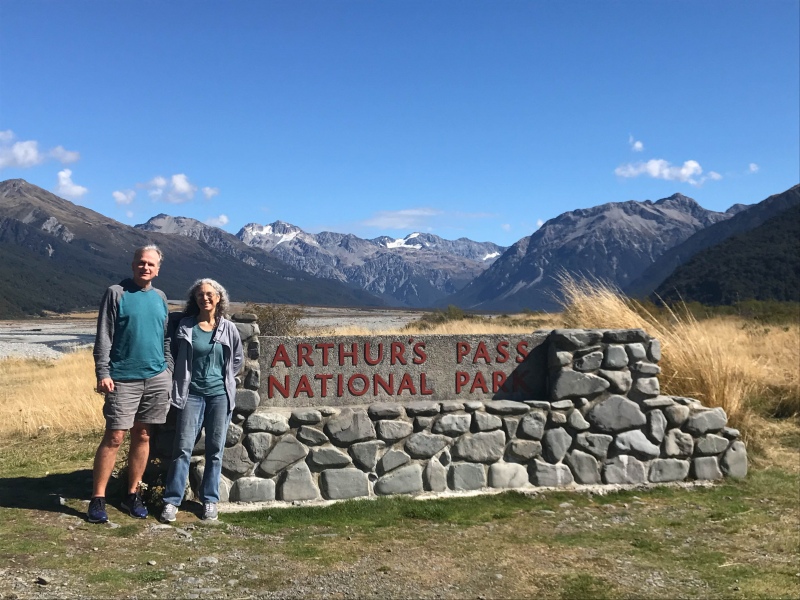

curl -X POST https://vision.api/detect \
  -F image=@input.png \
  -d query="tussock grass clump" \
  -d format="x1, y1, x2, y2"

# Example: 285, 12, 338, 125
0, 350, 104, 437
244, 302, 305, 336
557, 274, 800, 436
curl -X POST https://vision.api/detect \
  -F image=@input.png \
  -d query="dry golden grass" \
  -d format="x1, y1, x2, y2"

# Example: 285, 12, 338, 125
558, 274, 800, 435
0, 350, 104, 438
316, 314, 562, 337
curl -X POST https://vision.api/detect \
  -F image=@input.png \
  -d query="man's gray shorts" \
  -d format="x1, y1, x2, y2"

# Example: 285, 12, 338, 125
103, 369, 171, 430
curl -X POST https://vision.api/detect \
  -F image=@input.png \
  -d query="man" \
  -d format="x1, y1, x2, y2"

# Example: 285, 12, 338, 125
88, 245, 173, 523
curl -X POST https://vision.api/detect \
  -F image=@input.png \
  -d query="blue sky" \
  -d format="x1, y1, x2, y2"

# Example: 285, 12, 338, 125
1, 1, 797, 247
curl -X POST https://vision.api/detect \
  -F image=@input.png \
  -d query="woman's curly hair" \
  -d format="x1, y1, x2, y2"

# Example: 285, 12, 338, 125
183, 278, 230, 320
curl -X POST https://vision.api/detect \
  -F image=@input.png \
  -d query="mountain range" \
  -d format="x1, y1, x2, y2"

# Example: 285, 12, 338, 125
1, 177, 797, 318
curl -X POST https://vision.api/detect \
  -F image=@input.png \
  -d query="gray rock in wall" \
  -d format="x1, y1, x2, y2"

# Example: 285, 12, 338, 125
405, 433, 450, 458
488, 463, 529, 488
643, 396, 675, 408
551, 370, 610, 400
694, 434, 729, 456
529, 460, 574, 487
567, 409, 590, 431
452, 430, 506, 463
245, 411, 289, 435
684, 408, 727, 436
474, 411, 503, 432
222, 444, 255, 478
647, 410, 667, 443
632, 361, 660, 376
368, 403, 404, 419
598, 369, 633, 394
226, 422, 244, 447
244, 368, 260, 390
549, 349, 573, 368
648, 339, 662, 362
291, 409, 322, 425
664, 404, 690, 427
376, 419, 413, 442
432, 413, 472, 436
374, 463, 424, 495
502, 417, 520, 438
449, 463, 486, 491
484, 400, 530, 415
574, 351, 603, 372
649, 459, 690, 483
519, 411, 547, 440
405, 402, 440, 416
243, 432, 274, 462
603, 329, 649, 344
235, 390, 260, 414
575, 433, 613, 459
565, 450, 600, 484
440, 401, 465, 413
424, 457, 448, 492
587, 396, 646, 433
507, 440, 542, 461
279, 462, 320, 501
325, 408, 376, 444
379, 449, 411, 474
549, 412, 568, 425
309, 446, 352, 469
550, 329, 603, 350
349, 440, 385, 471
721, 441, 748, 479
415, 416, 434, 431
542, 428, 572, 463
614, 430, 660, 459
258, 437, 308, 477
603, 455, 647, 484
603, 345, 628, 369
664, 429, 694, 458
625, 343, 647, 362
692, 456, 723, 481
630, 376, 660, 400
296, 426, 328, 446
230, 476, 276, 502
320, 468, 369, 500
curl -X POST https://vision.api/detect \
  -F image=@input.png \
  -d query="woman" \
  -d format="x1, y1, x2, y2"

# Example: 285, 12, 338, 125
160, 278, 243, 522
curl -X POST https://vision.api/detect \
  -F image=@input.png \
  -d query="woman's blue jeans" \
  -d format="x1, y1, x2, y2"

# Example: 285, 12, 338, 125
163, 393, 231, 505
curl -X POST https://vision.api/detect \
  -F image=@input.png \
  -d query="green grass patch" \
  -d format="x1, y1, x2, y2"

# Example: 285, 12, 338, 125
559, 573, 615, 600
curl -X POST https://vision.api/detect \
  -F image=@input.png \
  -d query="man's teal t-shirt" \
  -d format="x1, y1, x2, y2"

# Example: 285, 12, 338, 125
189, 325, 226, 397
109, 287, 168, 381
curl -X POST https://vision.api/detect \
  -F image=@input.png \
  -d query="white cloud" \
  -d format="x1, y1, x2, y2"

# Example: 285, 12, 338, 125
140, 173, 201, 203
614, 158, 721, 186
205, 214, 229, 227
501, 223, 511, 231
0, 139, 43, 169
112, 189, 136, 205
748, 163, 759, 173
56, 169, 88, 199
202, 186, 220, 199
0, 130, 14, 142
628, 135, 644, 152
49, 145, 80, 164
125, 210, 134, 219
362, 207, 443, 230
536, 219, 544, 228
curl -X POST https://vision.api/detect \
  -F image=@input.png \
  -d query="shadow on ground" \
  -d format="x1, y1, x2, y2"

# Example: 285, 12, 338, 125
0, 469, 94, 519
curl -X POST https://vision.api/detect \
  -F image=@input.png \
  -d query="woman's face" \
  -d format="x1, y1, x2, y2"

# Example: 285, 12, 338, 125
195, 283, 220, 315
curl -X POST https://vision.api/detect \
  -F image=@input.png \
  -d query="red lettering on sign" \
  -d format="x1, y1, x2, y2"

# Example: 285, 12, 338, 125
315, 343, 334, 366
315, 373, 332, 396
374, 373, 394, 395
297, 343, 314, 366
339, 343, 358, 366
512, 371, 530, 393
492, 371, 507, 393
496, 341, 509, 363
516, 341, 529, 363
456, 342, 470, 364
473, 341, 491, 364
412, 342, 427, 365
397, 373, 416, 395
419, 373, 433, 395
390, 342, 407, 365
455, 371, 469, 393
337, 374, 344, 397
348, 374, 369, 396
294, 375, 314, 398
271, 344, 291, 367
364, 342, 383, 366
268, 375, 290, 398
470, 371, 488, 393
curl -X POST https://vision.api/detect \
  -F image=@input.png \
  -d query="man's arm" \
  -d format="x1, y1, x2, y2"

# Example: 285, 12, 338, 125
93, 287, 118, 392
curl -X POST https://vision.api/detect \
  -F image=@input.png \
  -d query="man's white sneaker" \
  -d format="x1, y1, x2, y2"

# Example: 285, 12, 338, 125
160, 503, 178, 523
202, 502, 218, 521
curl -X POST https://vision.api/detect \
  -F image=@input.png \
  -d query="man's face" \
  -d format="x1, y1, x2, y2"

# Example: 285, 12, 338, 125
131, 250, 161, 288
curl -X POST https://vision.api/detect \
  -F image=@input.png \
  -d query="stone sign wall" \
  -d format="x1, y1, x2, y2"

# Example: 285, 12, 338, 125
152, 314, 748, 506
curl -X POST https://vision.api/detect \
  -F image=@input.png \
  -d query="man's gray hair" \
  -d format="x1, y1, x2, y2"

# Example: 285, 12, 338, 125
134, 244, 164, 266
184, 278, 230, 319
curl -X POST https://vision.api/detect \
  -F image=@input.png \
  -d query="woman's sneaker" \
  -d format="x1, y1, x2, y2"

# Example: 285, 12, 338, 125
87, 497, 108, 523
121, 492, 148, 519
202, 502, 218, 521
160, 503, 178, 523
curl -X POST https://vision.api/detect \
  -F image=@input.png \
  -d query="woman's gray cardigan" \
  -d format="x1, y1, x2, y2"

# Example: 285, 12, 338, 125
171, 315, 244, 412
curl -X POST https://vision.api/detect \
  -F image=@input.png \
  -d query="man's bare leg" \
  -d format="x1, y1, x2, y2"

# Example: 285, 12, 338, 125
92, 429, 126, 498
127, 422, 152, 494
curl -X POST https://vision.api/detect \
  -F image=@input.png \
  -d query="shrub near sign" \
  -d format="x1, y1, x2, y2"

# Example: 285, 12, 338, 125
258, 334, 549, 407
